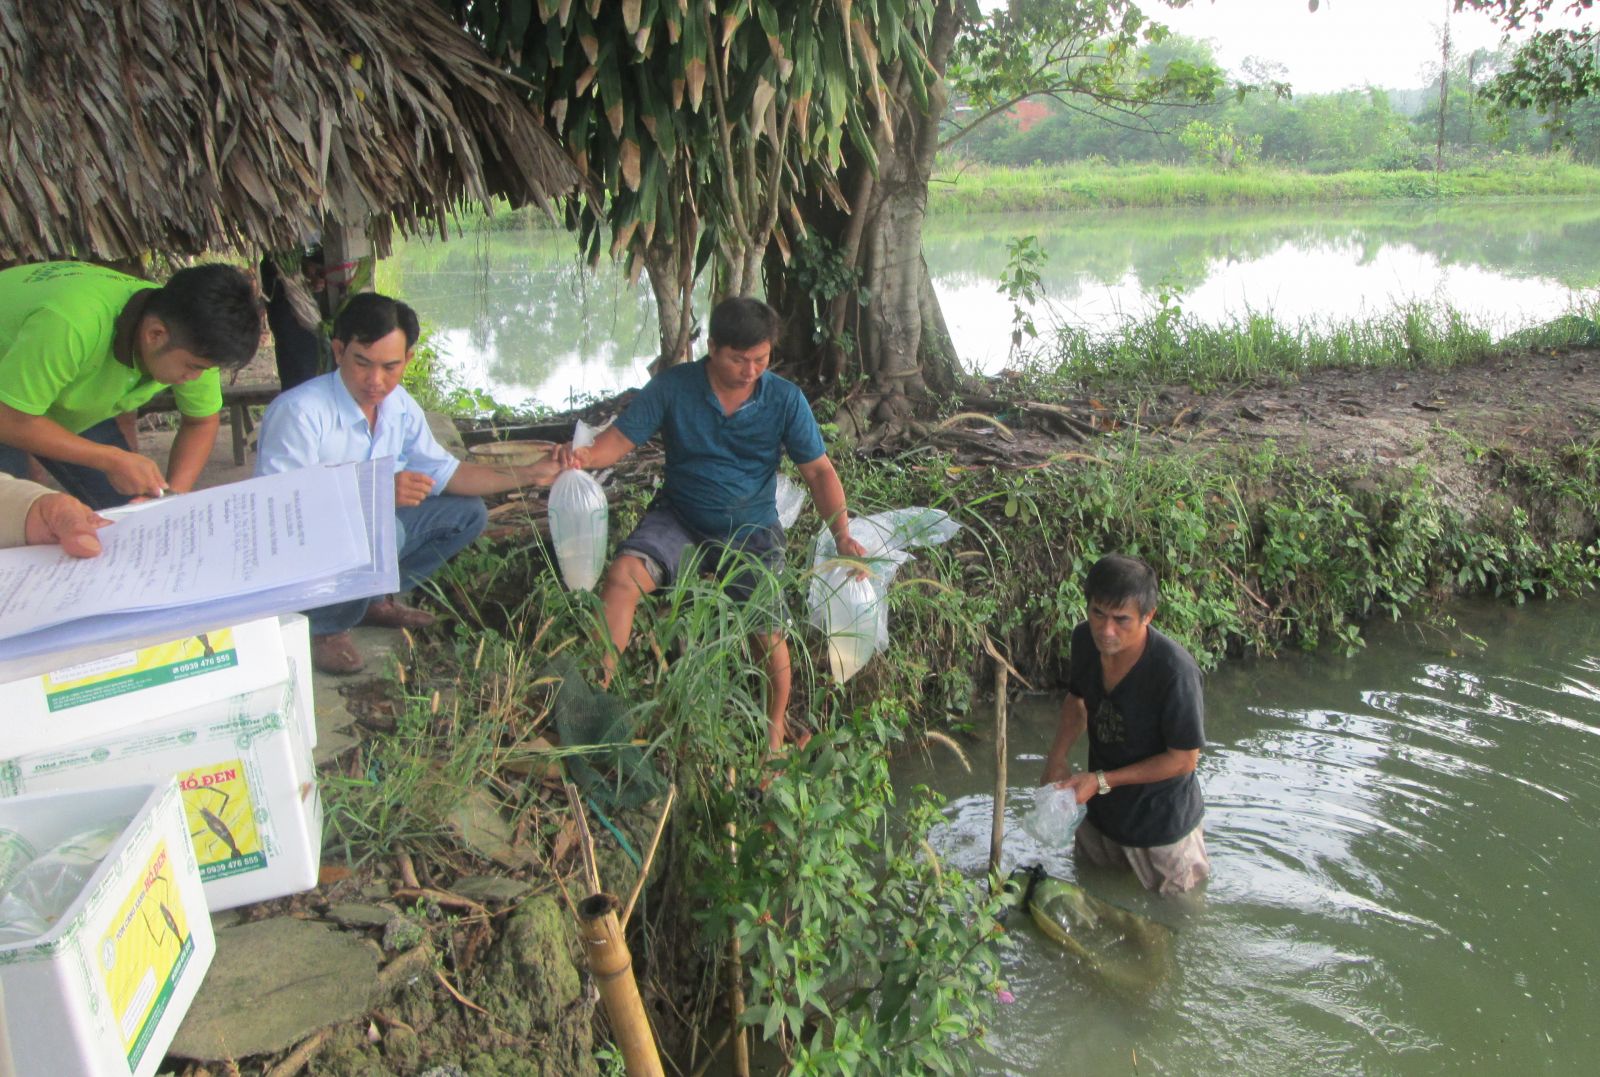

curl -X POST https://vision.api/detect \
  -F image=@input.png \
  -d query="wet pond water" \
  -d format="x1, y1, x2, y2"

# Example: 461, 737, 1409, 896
896, 597, 1600, 1074
381, 196, 1600, 411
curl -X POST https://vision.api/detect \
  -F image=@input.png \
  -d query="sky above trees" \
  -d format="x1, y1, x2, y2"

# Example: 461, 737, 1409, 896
1157, 0, 1589, 92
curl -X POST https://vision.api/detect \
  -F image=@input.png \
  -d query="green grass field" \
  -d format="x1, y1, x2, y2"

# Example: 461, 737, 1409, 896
928, 157, 1600, 214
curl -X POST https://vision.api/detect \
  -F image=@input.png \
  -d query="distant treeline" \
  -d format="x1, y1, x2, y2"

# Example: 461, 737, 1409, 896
952, 34, 1600, 172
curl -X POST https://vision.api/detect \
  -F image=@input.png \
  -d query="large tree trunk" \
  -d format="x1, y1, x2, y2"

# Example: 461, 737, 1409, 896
774, 2, 963, 408
643, 201, 700, 371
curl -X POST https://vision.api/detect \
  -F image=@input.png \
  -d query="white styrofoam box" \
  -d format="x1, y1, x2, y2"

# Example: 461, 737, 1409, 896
0, 678, 321, 913
278, 613, 317, 749
0, 781, 214, 1077
0, 617, 289, 759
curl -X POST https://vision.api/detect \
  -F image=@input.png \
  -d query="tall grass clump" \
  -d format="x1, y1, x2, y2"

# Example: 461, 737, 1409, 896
1042, 301, 1515, 390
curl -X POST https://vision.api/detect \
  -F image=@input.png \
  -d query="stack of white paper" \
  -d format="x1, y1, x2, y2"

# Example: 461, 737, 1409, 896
0, 459, 397, 677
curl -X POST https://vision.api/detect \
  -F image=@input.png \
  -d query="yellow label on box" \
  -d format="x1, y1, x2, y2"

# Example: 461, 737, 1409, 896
100, 840, 195, 1071
42, 629, 239, 712
178, 759, 266, 880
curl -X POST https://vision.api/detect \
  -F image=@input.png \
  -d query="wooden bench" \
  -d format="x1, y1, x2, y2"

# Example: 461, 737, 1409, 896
139, 382, 281, 465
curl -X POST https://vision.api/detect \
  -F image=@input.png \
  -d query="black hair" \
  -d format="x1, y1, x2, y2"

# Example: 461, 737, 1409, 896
707, 296, 780, 351
143, 263, 261, 369
331, 292, 420, 350
1084, 553, 1160, 617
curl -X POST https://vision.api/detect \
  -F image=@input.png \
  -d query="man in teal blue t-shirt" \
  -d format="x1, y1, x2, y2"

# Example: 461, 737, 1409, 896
554, 297, 867, 756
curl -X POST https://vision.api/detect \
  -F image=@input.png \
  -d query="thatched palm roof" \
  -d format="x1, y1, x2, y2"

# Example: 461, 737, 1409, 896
0, 0, 581, 264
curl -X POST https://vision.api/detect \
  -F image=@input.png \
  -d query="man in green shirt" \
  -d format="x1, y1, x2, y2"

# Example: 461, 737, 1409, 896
0, 261, 262, 508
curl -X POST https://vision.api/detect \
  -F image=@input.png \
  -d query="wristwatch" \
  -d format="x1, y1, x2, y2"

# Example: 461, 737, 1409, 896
1095, 770, 1111, 796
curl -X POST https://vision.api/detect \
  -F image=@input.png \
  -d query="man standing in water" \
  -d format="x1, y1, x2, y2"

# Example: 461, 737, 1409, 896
552, 296, 866, 756
1041, 553, 1210, 894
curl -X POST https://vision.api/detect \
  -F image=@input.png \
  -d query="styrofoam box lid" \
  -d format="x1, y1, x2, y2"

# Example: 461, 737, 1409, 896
0, 617, 288, 759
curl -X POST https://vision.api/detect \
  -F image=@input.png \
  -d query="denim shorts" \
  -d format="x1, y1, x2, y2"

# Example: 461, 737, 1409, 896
618, 506, 785, 611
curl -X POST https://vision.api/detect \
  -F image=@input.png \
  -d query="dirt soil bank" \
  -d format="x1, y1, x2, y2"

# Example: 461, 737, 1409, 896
1174, 348, 1600, 518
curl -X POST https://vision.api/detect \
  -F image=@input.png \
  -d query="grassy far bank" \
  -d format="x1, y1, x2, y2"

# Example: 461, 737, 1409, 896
1030, 297, 1600, 393
333, 307, 1600, 1074
926, 157, 1600, 214
427, 155, 1600, 237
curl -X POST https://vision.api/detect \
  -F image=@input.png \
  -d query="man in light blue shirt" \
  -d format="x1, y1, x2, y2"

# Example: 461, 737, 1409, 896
257, 293, 556, 674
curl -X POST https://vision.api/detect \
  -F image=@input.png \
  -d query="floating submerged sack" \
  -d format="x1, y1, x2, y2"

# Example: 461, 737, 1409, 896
547, 420, 610, 591
808, 508, 960, 683
1004, 864, 1173, 996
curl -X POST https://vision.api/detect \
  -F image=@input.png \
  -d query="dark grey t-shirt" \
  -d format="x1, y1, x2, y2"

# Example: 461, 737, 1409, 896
1067, 622, 1205, 847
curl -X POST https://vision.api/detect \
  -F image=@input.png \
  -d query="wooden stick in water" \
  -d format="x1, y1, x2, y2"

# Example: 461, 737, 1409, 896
988, 657, 1010, 879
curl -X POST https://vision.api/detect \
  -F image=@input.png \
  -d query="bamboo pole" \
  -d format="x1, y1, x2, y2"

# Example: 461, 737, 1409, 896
564, 783, 665, 1077
577, 893, 665, 1077
988, 657, 1009, 878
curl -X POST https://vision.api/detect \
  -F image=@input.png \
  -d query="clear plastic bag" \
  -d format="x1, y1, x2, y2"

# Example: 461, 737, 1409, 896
0, 822, 126, 945
0, 827, 38, 897
775, 474, 806, 530
821, 573, 881, 684
807, 508, 960, 682
548, 420, 610, 591
1022, 785, 1087, 848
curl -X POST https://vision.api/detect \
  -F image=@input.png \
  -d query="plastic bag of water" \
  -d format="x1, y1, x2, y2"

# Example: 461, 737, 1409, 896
806, 507, 961, 683
775, 474, 806, 530
548, 420, 610, 591
821, 572, 881, 684
1022, 785, 1087, 848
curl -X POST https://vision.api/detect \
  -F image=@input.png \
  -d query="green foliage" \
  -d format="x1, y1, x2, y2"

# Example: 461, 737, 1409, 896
1457, 1, 1600, 112
947, 0, 1223, 152
790, 233, 868, 353
952, 21, 1600, 169
453, 0, 934, 284
696, 705, 1004, 1075
829, 419, 1600, 677
998, 235, 1046, 357
1044, 299, 1501, 391
924, 158, 1600, 214
1178, 120, 1262, 170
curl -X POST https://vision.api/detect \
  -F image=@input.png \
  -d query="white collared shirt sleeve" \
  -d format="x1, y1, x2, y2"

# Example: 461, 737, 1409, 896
393, 389, 461, 493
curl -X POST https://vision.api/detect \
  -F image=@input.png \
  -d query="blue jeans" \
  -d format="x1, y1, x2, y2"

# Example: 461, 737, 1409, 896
0, 418, 134, 510
306, 494, 488, 636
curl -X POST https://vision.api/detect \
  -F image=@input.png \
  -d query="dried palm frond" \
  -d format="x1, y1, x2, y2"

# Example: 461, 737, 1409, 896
0, 0, 581, 264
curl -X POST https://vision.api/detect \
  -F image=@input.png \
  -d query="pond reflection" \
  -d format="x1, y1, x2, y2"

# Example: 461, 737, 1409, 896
383, 197, 1600, 411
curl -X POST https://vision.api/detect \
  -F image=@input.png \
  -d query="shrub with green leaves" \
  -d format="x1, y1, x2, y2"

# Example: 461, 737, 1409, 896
694, 703, 1005, 1075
